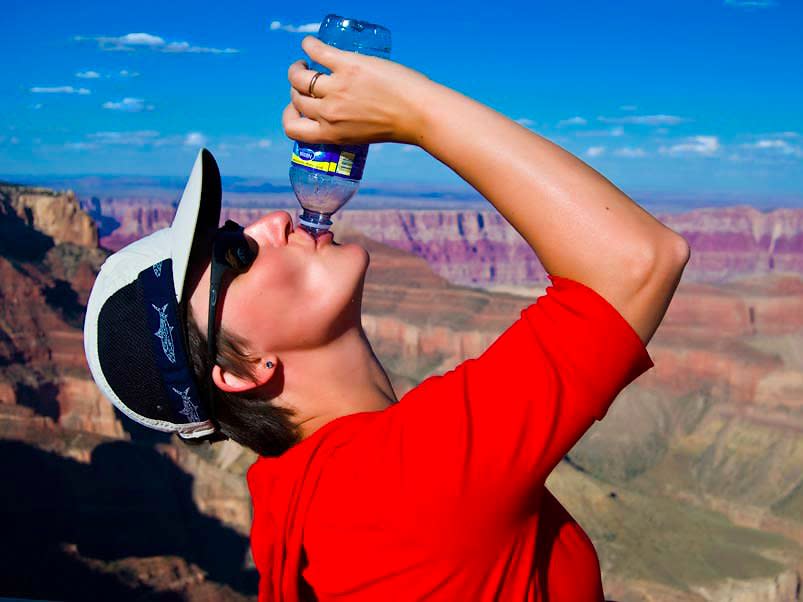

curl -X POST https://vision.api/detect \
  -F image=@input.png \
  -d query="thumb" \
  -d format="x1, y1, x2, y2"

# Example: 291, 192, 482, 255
301, 35, 347, 71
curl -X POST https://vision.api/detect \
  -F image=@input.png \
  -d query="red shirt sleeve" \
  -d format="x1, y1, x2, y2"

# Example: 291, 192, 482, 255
385, 274, 655, 535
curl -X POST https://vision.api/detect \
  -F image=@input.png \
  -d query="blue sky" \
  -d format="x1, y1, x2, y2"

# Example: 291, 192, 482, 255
2, 0, 802, 201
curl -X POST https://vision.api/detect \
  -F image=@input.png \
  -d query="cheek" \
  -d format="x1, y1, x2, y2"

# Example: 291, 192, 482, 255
228, 245, 369, 351
278, 248, 368, 346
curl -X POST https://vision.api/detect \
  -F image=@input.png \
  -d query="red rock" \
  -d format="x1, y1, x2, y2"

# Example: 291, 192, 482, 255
1, 184, 97, 248
96, 202, 803, 288
0, 380, 15, 405
57, 375, 125, 438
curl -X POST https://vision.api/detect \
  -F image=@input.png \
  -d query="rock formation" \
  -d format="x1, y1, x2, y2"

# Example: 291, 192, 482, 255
0, 184, 256, 599
1, 183, 98, 247
2, 188, 802, 601
92, 200, 803, 289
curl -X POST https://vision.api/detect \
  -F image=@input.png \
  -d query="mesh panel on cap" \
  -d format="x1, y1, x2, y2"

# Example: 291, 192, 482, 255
97, 280, 174, 423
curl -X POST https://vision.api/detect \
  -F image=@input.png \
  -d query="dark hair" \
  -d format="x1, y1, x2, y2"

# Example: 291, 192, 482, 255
183, 313, 301, 457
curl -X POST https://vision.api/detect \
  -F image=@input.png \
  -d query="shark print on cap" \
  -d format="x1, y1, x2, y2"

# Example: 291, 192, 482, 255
173, 386, 201, 422
152, 303, 177, 364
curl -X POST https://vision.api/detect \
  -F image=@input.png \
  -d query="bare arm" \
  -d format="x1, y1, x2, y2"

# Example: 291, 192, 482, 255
410, 81, 690, 345
284, 37, 690, 345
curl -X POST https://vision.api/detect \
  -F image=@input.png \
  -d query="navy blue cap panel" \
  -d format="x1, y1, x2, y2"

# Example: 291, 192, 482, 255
140, 259, 208, 426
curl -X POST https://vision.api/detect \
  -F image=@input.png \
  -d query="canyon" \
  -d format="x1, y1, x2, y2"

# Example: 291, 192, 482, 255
87, 197, 803, 288
1, 185, 801, 601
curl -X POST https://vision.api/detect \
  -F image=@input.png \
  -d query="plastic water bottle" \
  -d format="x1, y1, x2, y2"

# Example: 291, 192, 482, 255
289, 14, 392, 236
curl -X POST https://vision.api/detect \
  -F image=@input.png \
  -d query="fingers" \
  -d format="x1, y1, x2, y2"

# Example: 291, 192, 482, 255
287, 58, 332, 98
289, 87, 321, 121
301, 35, 345, 71
283, 36, 349, 144
282, 102, 326, 144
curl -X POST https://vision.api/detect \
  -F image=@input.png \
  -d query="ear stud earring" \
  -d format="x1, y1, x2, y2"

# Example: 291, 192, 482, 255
265, 361, 274, 369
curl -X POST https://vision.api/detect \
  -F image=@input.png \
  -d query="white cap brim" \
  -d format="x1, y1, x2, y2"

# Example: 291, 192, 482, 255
170, 147, 222, 304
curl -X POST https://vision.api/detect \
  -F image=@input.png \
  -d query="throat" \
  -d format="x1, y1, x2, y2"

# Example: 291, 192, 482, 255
281, 326, 397, 441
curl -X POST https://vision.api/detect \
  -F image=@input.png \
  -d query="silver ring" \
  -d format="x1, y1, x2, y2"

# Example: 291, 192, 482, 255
308, 71, 323, 99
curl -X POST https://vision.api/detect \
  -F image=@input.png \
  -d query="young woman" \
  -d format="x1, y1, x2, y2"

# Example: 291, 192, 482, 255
192, 36, 688, 601
86, 34, 690, 602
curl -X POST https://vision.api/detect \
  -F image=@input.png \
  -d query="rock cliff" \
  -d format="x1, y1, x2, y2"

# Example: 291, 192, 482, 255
93, 200, 803, 288
341, 205, 803, 286
0, 185, 118, 437
3, 188, 802, 601
0, 184, 257, 599
1, 183, 98, 248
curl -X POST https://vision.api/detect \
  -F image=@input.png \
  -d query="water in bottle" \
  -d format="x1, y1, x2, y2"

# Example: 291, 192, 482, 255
289, 14, 392, 236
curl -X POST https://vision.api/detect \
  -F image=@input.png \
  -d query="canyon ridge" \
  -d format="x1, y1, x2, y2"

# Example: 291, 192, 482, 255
1, 184, 801, 601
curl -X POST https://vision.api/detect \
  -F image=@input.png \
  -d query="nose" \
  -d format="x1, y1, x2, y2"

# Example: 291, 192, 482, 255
244, 211, 293, 248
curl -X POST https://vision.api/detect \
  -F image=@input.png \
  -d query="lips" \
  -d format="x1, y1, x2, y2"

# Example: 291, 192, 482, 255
291, 227, 334, 249
316, 231, 334, 247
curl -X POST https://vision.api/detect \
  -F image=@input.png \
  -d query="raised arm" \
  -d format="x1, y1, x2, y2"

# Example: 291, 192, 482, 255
409, 82, 689, 345
284, 36, 690, 345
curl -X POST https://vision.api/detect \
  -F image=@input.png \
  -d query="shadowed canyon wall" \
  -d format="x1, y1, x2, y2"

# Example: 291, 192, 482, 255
2, 188, 801, 601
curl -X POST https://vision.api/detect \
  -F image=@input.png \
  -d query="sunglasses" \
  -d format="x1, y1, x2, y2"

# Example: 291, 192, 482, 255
206, 220, 257, 415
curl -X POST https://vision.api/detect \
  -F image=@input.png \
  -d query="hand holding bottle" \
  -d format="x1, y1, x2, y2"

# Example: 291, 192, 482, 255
283, 35, 434, 148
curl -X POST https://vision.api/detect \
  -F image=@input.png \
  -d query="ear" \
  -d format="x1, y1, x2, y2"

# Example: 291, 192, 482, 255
211, 356, 278, 394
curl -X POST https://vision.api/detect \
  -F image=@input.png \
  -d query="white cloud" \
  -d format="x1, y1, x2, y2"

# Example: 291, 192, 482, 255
119, 69, 140, 77
619, 105, 638, 111
76, 32, 238, 54
748, 139, 786, 149
185, 132, 208, 147
557, 116, 587, 127
614, 147, 648, 158
757, 131, 799, 139
163, 41, 239, 54
232, 138, 275, 150
31, 103, 43, 110
31, 86, 90, 95
740, 139, 803, 157
599, 114, 686, 126
76, 70, 101, 79
724, 0, 776, 8
516, 117, 535, 127
79, 132, 205, 148
88, 130, 160, 146
118, 32, 165, 46
269, 20, 320, 33
576, 126, 624, 138
659, 135, 720, 156
585, 146, 606, 157
64, 141, 99, 151
102, 97, 152, 112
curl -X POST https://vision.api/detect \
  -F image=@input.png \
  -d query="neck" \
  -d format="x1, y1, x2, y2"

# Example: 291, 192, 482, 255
278, 325, 397, 440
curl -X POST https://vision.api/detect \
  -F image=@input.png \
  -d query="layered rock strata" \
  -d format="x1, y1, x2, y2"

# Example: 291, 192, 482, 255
2, 188, 802, 601
92, 201, 803, 288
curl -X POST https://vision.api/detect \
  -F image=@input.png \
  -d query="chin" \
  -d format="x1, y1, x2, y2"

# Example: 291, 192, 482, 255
313, 242, 369, 338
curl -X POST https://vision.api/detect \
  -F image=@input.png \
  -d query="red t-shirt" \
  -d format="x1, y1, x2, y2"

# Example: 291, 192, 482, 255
247, 274, 655, 601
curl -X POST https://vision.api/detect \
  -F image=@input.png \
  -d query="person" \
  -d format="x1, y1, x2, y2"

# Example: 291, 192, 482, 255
84, 34, 690, 602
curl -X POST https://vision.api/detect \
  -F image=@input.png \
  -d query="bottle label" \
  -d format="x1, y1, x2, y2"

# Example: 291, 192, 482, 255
292, 142, 368, 180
